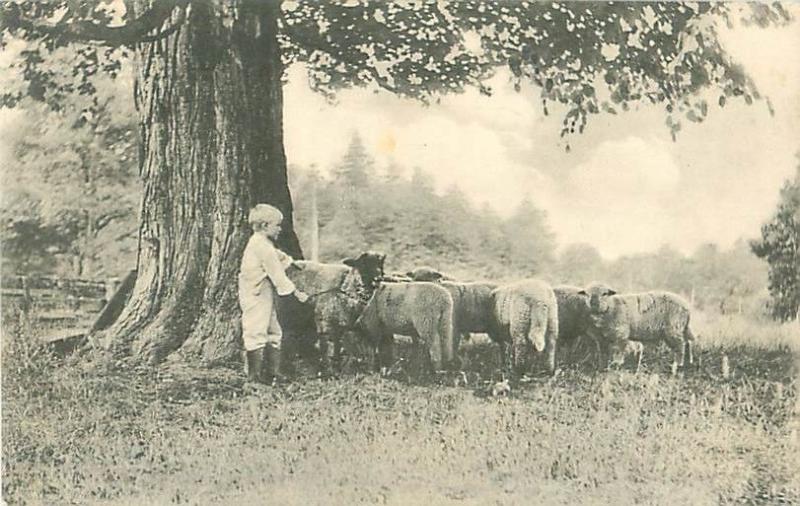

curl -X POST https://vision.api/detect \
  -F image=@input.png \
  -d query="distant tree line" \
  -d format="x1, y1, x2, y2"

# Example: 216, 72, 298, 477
289, 133, 771, 319
559, 241, 770, 319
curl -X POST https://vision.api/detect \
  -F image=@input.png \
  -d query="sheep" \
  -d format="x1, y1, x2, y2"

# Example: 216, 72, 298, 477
375, 275, 496, 368
284, 252, 385, 373
552, 285, 595, 365
585, 283, 695, 373
439, 280, 498, 353
405, 266, 453, 282
354, 281, 455, 373
490, 279, 559, 377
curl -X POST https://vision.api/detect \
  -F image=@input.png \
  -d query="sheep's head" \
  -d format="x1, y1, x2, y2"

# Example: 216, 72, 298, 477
584, 282, 617, 314
343, 251, 386, 290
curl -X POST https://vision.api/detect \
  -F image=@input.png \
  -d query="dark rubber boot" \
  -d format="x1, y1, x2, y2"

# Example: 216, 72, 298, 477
264, 344, 285, 385
246, 348, 266, 384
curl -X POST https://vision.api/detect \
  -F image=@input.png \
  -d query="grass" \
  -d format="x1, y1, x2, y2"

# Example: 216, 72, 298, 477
2, 311, 799, 505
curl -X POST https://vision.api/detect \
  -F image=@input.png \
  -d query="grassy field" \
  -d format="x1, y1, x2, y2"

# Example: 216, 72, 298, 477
2, 313, 799, 505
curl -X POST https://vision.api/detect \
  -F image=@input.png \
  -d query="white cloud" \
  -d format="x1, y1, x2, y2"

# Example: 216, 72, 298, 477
569, 137, 680, 199
547, 137, 683, 257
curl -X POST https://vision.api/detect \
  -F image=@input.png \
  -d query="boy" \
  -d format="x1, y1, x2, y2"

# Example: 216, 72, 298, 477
239, 204, 308, 385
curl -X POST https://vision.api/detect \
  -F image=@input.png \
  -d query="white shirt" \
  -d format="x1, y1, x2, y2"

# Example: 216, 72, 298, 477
238, 233, 296, 297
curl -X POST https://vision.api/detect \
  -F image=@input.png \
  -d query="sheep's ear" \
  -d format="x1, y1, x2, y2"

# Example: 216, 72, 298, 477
343, 257, 356, 267
577, 290, 587, 296
607, 289, 617, 296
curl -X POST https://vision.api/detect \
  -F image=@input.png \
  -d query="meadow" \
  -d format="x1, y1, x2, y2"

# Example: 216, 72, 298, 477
2, 312, 799, 505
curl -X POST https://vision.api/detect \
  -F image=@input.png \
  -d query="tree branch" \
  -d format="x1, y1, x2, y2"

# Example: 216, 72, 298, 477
2, 0, 189, 47
114, 228, 138, 242
365, 66, 398, 94
300, 39, 399, 95
94, 209, 130, 232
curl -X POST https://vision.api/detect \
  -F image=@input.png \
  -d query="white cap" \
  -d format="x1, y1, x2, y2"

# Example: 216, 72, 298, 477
248, 204, 284, 226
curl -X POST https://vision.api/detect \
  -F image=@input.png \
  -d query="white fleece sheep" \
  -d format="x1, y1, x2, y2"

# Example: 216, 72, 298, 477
490, 279, 559, 377
355, 281, 456, 373
586, 283, 696, 373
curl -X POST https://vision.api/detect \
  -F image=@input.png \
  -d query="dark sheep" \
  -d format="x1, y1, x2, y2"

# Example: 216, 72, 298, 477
438, 281, 498, 353
552, 285, 596, 365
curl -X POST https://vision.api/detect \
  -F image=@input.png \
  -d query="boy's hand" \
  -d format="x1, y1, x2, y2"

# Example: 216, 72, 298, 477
295, 290, 309, 303
276, 249, 294, 269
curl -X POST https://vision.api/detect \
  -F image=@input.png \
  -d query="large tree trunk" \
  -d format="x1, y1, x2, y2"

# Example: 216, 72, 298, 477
99, 0, 302, 366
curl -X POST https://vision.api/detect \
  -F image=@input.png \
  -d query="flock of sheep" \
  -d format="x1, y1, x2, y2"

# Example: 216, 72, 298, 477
283, 252, 697, 380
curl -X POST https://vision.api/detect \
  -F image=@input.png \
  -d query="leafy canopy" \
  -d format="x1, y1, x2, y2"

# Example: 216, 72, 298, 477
1, 1, 792, 141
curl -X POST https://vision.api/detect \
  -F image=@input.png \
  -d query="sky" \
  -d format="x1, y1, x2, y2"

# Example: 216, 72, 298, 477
1, 5, 798, 261
282, 8, 800, 260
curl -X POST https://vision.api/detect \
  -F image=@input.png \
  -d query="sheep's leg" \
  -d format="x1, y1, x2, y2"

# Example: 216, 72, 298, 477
452, 329, 463, 370
331, 336, 343, 371
512, 333, 528, 377
459, 332, 474, 370
592, 340, 604, 371
572, 333, 601, 368
585, 327, 607, 372
439, 319, 454, 370
664, 335, 684, 375
345, 329, 373, 371
591, 336, 603, 369
595, 340, 611, 372
485, 329, 502, 373
457, 340, 472, 372
541, 329, 558, 377
625, 341, 643, 373
318, 333, 333, 376
502, 340, 515, 380
567, 335, 583, 362
607, 339, 628, 371
428, 331, 443, 372
682, 325, 695, 370
683, 339, 694, 370
376, 331, 394, 374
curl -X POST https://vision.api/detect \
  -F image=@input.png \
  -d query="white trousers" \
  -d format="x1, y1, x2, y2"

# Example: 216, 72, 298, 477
239, 286, 282, 351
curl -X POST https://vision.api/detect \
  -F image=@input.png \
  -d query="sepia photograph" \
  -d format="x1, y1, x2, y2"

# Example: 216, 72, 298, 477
1, 1, 799, 504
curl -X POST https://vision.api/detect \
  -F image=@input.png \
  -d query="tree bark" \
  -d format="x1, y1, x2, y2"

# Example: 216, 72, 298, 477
99, 0, 302, 366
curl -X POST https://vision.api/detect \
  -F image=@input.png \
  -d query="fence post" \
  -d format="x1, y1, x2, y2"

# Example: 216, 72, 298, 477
19, 275, 33, 334
20, 276, 32, 312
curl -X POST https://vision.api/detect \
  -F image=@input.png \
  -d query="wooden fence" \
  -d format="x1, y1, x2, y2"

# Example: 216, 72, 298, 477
1, 274, 121, 341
